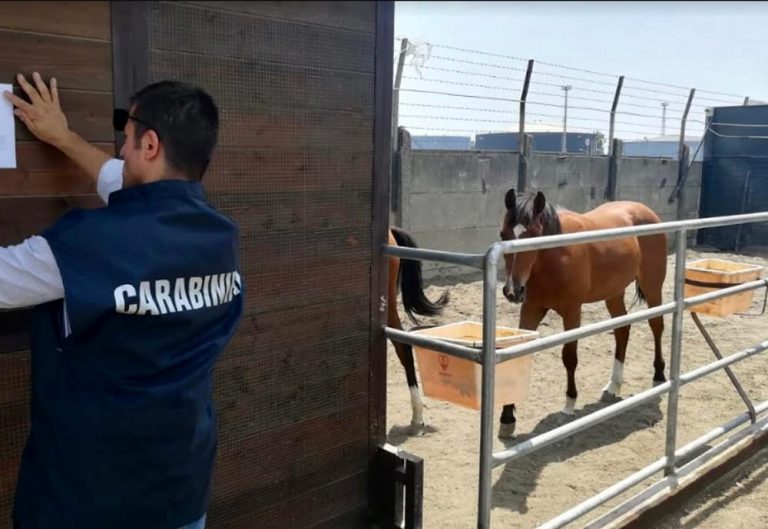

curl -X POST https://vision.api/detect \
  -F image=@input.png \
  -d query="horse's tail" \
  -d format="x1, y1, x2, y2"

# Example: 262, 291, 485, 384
391, 227, 450, 323
632, 281, 647, 308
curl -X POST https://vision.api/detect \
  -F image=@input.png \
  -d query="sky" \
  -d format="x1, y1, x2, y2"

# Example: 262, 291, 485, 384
393, 1, 768, 144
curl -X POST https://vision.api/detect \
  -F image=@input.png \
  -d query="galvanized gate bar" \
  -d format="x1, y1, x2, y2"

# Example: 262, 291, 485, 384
384, 327, 481, 362
691, 312, 757, 423
492, 337, 768, 468
496, 211, 768, 254
383, 245, 484, 268
496, 278, 768, 363
492, 382, 672, 467
664, 230, 688, 476
382, 210, 768, 529
541, 399, 768, 529
584, 413, 768, 529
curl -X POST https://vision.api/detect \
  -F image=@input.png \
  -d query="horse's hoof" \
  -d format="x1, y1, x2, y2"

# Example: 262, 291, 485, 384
409, 421, 427, 436
560, 408, 577, 416
652, 378, 666, 387
498, 422, 516, 439
600, 390, 621, 403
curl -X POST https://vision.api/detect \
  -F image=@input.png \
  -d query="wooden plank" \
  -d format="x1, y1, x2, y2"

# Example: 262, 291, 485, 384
0, 2, 111, 40
0, 351, 29, 406
204, 149, 373, 194
149, 2, 375, 73
228, 295, 370, 355
369, 0, 395, 448
0, 310, 32, 354
111, 1, 149, 152
0, 455, 22, 523
0, 142, 112, 197
214, 357, 370, 443
0, 29, 112, 92
181, 1, 376, 33
0, 401, 29, 466
238, 258, 371, 314
211, 190, 373, 237
214, 108, 373, 152
214, 471, 369, 529
14, 90, 114, 143
149, 50, 374, 114
0, 195, 103, 245
210, 437, 369, 526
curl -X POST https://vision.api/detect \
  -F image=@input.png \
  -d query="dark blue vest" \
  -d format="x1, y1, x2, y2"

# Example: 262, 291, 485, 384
13, 180, 243, 529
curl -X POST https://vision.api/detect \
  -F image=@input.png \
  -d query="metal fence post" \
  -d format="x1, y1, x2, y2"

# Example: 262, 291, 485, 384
664, 228, 687, 476
678, 89, 696, 162
477, 244, 501, 529
608, 76, 624, 155
518, 60, 534, 193
392, 38, 409, 151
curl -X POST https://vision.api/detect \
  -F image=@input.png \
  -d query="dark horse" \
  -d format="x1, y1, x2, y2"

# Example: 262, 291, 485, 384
497, 189, 668, 438
388, 227, 449, 434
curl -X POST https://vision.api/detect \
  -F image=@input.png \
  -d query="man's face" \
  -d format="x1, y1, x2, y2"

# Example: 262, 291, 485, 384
118, 105, 142, 185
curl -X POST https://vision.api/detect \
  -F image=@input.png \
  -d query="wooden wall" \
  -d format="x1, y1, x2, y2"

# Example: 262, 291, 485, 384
0, 2, 392, 528
0, 2, 113, 524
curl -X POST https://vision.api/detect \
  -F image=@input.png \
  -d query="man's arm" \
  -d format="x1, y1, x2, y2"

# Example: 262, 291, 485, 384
3, 72, 111, 184
0, 236, 64, 309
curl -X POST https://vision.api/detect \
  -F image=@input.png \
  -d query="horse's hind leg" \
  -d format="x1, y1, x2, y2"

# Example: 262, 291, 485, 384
637, 234, 668, 384
387, 250, 426, 435
601, 294, 629, 402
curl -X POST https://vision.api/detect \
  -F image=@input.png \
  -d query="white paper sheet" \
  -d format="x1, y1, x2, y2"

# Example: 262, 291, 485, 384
0, 83, 17, 169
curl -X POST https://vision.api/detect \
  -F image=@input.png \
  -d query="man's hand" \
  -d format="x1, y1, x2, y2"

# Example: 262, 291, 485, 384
3, 72, 111, 184
3, 72, 72, 148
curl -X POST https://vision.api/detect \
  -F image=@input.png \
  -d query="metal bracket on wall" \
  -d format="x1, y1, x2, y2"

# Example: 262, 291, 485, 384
371, 443, 424, 529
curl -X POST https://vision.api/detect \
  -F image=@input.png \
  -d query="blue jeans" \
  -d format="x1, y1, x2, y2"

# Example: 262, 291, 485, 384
178, 515, 207, 529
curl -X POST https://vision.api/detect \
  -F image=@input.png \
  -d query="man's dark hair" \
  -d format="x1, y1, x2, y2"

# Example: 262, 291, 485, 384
129, 81, 219, 182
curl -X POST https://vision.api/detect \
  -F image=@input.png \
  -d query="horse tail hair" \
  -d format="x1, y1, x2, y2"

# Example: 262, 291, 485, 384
391, 226, 450, 323
632, 280, 647, 308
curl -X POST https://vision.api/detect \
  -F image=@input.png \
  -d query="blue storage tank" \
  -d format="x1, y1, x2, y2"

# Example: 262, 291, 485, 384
475, 132, 601, 154
411, 135, 472, 150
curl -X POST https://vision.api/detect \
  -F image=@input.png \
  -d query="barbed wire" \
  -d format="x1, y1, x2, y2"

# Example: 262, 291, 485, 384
400, 39, 751, 100
398, 87, 708, 125
399, 102, 693, 131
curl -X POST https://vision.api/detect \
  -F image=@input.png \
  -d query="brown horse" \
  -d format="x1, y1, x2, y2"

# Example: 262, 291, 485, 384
387, 227, 449, 434
497, 189, 667, 438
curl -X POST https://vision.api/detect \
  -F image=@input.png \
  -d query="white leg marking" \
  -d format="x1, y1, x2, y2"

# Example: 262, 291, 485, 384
602, 359, 625, 397
409, 386, 425, 430
498, 421, 516, 439
562, 396, 577, 416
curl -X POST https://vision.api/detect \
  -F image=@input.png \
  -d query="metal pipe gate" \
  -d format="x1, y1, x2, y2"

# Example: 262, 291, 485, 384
384, 211, 768, 528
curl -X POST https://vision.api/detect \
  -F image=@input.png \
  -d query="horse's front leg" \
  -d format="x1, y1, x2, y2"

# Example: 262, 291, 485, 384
499, 303, 549, 439
559, 306, 582, 416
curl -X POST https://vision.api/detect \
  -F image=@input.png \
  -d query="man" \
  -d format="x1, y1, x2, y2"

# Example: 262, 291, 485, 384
2, 73, 243, 529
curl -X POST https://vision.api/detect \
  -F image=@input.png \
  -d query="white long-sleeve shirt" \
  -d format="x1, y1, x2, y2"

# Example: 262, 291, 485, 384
0, 159, 125, 309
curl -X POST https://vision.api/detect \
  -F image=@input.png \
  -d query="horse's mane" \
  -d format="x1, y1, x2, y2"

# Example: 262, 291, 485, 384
514, 193, 563, 235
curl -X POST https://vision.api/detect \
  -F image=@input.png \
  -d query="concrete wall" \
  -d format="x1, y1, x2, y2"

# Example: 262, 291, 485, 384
393, 131, 703, 282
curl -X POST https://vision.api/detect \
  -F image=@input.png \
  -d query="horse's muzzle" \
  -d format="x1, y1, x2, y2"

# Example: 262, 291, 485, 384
502, 284, 525, 303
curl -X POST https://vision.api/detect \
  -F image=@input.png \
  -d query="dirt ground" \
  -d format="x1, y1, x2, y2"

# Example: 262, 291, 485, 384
385, 248, 768, 529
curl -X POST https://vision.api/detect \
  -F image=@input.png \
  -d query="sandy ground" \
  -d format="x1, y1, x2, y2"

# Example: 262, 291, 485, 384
385, 249, 768, 529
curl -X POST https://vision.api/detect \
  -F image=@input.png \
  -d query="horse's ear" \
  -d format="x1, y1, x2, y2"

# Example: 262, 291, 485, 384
504, 188, 516, 210
533, 191, 546, 216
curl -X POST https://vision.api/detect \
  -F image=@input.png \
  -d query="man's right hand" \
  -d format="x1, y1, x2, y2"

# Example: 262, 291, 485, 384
3, 71, 112, 185
3, 72, 73, 149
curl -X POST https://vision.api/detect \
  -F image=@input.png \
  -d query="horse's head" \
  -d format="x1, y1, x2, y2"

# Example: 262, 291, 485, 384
499, 188, 561, 303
